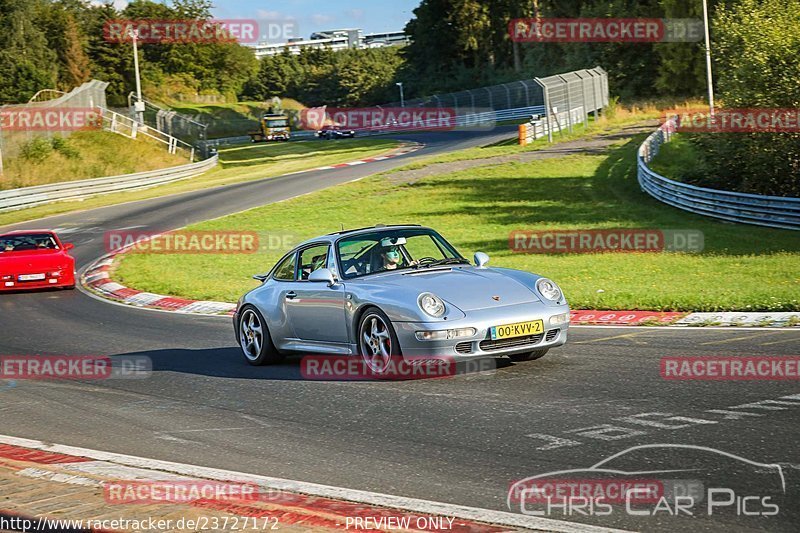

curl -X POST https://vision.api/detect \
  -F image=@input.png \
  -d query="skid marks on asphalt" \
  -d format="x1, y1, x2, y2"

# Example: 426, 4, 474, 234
573, 332, 648, 345
525, 392, 800, 451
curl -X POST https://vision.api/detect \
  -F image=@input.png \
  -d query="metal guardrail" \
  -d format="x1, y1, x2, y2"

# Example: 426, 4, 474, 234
637, 119, 800, 230
0, 155, 218, 213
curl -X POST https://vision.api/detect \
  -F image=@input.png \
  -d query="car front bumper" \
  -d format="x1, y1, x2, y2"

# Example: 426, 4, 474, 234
392, 302, 569, 359
1, 273, 75, 291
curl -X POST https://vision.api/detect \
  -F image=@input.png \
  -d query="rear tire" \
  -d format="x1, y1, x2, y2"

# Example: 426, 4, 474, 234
238, 305, 283, 366
509, 349, 548, 362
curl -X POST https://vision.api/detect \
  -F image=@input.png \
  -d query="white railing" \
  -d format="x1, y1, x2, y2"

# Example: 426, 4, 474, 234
101, 108, 196, 160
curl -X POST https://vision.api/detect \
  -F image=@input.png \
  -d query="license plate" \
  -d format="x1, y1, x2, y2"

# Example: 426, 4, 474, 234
19, 273, 45, 281
490, 319, 544, 340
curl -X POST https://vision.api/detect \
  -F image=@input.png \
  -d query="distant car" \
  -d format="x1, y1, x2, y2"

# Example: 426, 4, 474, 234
0, 230, 76, 291
233, 225, 569, 371
317, 125, 356, 139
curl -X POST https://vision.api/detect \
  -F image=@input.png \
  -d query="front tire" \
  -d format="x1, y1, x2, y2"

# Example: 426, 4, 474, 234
238, 306, 283, 366
509, 349, 548, 362
357, 307, 401, 374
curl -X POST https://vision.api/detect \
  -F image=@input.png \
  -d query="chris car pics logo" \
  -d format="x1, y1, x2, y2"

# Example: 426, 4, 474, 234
508, 444, 786, 518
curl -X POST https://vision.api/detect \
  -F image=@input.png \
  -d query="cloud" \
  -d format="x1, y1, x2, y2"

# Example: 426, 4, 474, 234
344, 9, 365, 22
310, 13, 335, 26
90, 0, 128, 9
256, 10, 283, 20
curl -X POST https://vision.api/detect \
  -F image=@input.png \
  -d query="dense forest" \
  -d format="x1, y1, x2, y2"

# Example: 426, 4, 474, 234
0, 0, 741, 106
1, 0, 797, 194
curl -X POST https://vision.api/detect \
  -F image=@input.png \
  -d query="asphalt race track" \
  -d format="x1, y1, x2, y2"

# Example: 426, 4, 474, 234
1, 128, 798, 532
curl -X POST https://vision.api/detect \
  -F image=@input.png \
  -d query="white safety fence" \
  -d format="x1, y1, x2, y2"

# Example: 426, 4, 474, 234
102, 108, 195, 160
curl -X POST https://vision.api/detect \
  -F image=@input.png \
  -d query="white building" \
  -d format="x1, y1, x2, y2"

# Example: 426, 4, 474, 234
248, 28, 408, 58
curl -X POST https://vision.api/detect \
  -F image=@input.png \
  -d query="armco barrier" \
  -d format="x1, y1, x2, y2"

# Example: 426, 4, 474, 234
637, 119, 800, 230
0, 155, 218, 212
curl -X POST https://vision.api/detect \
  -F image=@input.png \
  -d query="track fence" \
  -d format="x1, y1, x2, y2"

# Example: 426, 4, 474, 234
292, 67, 609, 143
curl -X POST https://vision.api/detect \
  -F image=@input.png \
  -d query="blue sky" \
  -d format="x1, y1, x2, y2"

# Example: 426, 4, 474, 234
208, 0, 421, 37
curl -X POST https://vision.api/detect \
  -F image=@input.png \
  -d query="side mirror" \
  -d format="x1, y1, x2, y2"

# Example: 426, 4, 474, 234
63, 243, 75, 251
474, 252, 489, 268
308, 268, 336, 286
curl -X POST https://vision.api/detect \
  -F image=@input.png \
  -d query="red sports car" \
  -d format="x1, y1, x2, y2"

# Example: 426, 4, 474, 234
0, 230, 76, 291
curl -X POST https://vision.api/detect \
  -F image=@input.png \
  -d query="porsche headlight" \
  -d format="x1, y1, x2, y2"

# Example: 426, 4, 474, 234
418, 292, 446, 317
536, 278, 562, 302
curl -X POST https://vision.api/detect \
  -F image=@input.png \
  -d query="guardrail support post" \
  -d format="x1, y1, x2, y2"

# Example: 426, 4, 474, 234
533, 78, 552, 143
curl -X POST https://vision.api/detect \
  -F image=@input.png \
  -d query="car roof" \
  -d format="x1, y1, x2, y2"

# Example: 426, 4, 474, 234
0, 229, 56, 236
295, 224, 427, 247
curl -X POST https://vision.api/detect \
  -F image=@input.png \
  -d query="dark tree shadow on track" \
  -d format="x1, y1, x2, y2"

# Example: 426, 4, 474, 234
109, 347, 516, 382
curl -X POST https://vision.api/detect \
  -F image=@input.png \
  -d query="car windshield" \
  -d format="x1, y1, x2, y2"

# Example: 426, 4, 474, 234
0, 233, 59, 252
265, 119, 288, 128
337, 228, 466, 279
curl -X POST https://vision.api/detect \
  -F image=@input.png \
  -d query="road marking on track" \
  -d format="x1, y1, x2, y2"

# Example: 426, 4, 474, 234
0, 435, 630, 533
699, 331, 787, 345
573, 332, 648, 344
760, 336, 800, 346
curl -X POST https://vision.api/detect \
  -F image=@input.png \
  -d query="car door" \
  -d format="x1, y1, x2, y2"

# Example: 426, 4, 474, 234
284, 243, 348, 344
262, 250, 301, 344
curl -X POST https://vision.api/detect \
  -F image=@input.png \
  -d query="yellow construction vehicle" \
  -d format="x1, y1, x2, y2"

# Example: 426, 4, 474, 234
249, 113, 290, 142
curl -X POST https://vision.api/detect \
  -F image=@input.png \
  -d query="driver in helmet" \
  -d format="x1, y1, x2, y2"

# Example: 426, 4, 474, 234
380, 245, 403, 270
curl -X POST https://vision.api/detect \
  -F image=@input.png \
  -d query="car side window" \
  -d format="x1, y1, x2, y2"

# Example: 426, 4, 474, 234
298, 244, 329, 281
273, 253, 297, 281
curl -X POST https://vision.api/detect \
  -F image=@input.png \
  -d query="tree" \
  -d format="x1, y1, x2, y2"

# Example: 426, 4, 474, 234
683, 0, 800, 196
62, 14, 92, 89
0, 0, 58, 103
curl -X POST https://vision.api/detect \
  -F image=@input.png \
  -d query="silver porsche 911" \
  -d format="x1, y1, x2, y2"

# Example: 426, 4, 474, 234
233, 225, 569, 371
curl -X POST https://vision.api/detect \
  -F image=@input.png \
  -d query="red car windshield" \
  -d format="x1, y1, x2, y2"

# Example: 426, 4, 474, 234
0, 233, 60, 252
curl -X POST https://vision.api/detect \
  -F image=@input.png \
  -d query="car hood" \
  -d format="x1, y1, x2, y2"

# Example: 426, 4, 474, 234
372, 267, 541, 311
0, 250, 72, 270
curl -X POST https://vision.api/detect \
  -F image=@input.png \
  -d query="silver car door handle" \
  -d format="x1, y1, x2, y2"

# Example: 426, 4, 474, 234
285, 291, 297, 299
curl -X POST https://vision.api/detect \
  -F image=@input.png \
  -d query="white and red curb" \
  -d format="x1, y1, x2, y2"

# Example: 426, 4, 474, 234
81, 254, 237, 316
0, 435, 626, 533
282, 142, 423, 175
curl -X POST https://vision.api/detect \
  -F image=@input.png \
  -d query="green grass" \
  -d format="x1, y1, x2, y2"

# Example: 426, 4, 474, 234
390, 108, 660, 171
0, 138, 400, 227
114, 132, 800, 311
0, 131, 187, 190
168, 99, 308, 139
649, 133, 708, 182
